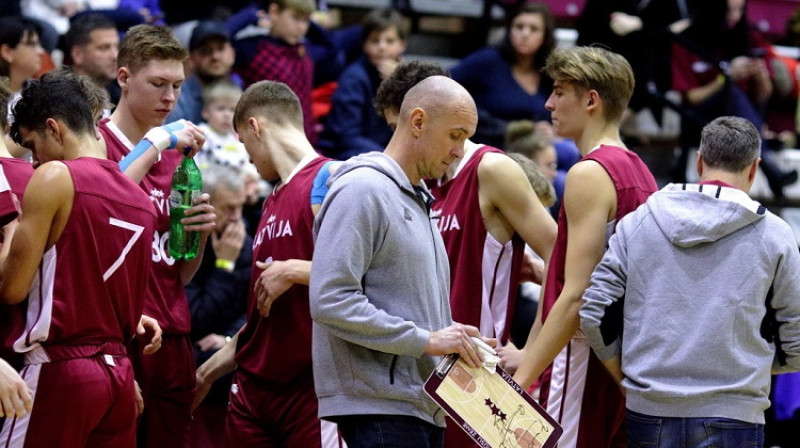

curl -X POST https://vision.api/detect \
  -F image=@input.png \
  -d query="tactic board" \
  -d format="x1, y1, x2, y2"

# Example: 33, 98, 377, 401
424, 355, 562, 448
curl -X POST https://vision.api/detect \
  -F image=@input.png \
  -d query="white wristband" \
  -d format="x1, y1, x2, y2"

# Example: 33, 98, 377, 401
144, 127, 175, 153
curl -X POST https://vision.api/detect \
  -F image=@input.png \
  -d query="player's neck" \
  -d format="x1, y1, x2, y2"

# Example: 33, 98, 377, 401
67, 133, 107, 160
0, 142, 12, 158
576, 121, 624, 156
273, 135, 317, 185
109, 102, 152, 144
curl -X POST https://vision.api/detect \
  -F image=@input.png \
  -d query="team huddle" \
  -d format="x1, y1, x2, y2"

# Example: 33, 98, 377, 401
0, 21, 798, 448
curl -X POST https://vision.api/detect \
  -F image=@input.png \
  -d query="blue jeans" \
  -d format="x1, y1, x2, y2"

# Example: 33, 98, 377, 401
626, 410, 763, 448
336, 415, 444, 448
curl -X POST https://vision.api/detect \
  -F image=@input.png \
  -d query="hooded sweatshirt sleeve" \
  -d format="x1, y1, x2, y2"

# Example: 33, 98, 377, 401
767, 220, 800, 373
309, 170, 431, 358
580, 212, 633, 361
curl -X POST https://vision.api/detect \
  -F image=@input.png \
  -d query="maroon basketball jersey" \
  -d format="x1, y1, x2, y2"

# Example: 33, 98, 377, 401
0, 158, 33, 365
235, 156, 330, 385
15, 158, 156, 352
428, 146, 525, 344
98, 118, 191, 334
0, 159, 30, 224
541, 145, 657, 322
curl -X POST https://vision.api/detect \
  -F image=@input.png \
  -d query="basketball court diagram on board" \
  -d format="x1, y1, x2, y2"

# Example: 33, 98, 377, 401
425, 354, 563, 448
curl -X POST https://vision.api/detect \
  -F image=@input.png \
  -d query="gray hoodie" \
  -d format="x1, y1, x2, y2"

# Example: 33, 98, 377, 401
580, 183, 800, 424
309, 152, 452, 427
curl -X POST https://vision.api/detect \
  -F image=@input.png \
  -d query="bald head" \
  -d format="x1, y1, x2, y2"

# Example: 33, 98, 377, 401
398, 76, 477, 124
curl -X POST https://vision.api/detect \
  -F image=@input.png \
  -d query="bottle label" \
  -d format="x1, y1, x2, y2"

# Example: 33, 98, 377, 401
170, 189, 201, 208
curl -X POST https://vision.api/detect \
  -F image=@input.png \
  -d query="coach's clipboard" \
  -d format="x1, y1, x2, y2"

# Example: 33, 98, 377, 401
424, 354, 562, 448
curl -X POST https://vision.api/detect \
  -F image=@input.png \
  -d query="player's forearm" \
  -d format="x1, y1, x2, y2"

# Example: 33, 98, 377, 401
513, 291, 582, 388
283, 259, 311, 286
120, 143, 160, 184
196, 330, 240, 384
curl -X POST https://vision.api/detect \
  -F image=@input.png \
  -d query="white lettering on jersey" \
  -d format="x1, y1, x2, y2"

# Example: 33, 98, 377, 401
436, 213, 461, 233
255, 214, 294, 245
150, 188, 169, 215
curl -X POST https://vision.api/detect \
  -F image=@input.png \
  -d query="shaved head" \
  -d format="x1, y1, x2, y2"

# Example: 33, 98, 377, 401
399, 76, 476, 124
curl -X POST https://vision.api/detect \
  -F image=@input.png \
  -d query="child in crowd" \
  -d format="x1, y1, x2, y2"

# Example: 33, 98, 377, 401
505, 120, 558, 182
196, 80, 249, 172
234, 0, 318, 143
318, 8, 407, 159
505, 119, 563, 216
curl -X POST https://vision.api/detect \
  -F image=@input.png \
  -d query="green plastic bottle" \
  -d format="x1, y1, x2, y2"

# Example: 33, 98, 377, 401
169, 155, 202, 260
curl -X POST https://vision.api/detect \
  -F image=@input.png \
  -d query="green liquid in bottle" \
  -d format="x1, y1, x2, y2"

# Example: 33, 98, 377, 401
168, 155, 203, 260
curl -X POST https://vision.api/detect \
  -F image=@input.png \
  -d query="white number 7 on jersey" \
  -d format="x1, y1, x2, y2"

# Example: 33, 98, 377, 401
103, 217, 146, 282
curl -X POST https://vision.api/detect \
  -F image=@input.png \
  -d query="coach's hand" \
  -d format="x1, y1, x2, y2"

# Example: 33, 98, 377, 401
425, 323, 483, 368
0, 359, 31, 418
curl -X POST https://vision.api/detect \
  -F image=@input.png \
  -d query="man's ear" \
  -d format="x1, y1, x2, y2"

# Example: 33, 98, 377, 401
409, 108, 425, 137
46, 117, 64, 145
696, 153, 704, 177
586, 90, 599, 109
748, 158, 760, 183
70, 46, 83, 66
248, 116, 261, 136
0, 44, 14, 65
117, 67, 129, 89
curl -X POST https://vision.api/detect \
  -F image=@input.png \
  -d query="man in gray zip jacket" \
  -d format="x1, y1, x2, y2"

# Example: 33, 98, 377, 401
580, 116, 800, 448
309, 76, 486, 448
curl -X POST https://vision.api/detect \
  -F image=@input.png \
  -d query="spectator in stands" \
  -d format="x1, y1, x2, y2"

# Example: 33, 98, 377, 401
318, 8, 407, 159
505, 119, 565, 217
672, 0, 798, 200
450, 1, 555, 149
22, 0, 148, 36
576, 0, 691, 116
195, 79, 249, 172
505, 119, 557, 182
0, 17, 44, 95
118, 0, 165, 24
233, 0, 318, 143
62, 13, 120, 109
186, 162, 250, 448
168, 20, 239, 124
1, 16, 45, 159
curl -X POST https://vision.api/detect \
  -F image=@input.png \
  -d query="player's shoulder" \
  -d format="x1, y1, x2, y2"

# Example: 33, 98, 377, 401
30, 160, 70, 182
478, 150, 515, 167
25, 161, 73, 202
477, 151, 525, 182
563, 159, 616, 207
566, 158, 611, 183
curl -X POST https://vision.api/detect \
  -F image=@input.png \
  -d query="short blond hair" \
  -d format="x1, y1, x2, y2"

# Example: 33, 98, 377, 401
234, 80, 304, 132
544, 46, 634, 123
117, 25, 187, 74
202, 79, 243, 106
